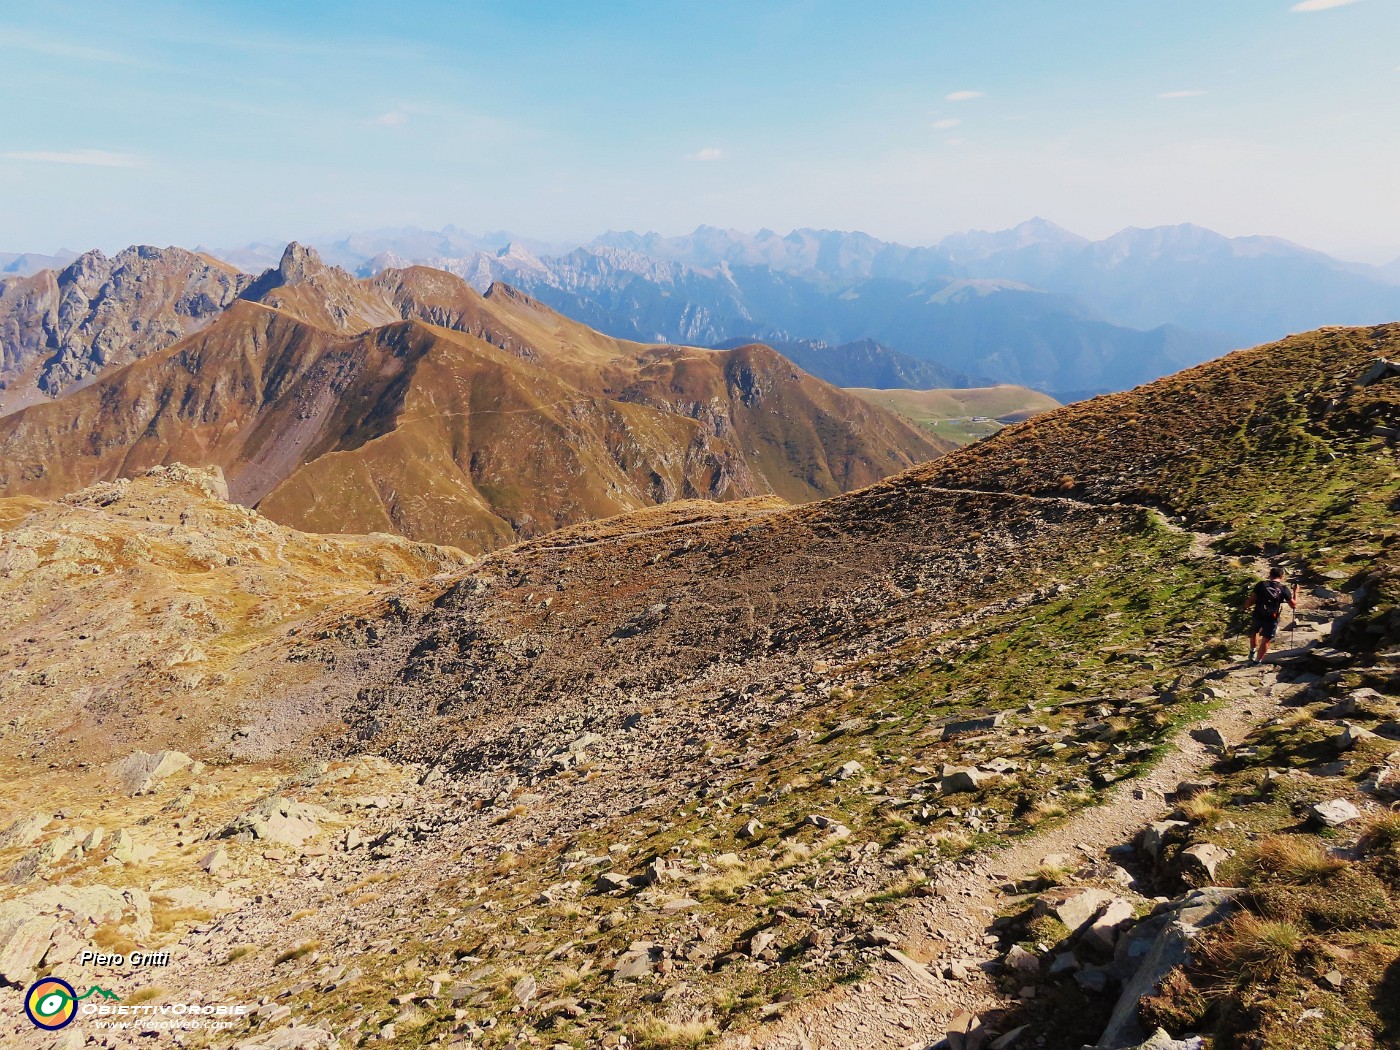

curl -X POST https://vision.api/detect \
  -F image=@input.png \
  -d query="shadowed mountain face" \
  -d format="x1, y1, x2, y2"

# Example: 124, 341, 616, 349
0, 250, 944, 552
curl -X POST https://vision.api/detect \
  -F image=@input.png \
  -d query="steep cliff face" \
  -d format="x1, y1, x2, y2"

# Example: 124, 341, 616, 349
0, 246, 250, 416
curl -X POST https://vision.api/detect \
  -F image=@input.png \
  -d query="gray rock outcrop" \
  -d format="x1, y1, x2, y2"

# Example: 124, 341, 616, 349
0, 246, 250, 414
111, 748, 193, 795
1092, 888, 1236, 1049
219, 797, 333, 847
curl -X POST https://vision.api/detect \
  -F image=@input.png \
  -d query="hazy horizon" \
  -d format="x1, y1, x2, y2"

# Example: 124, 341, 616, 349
7, 215, 1399, 271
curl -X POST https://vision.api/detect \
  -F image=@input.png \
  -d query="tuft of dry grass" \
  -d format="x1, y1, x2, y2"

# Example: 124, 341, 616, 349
92, 922, 139, 956
1022, 800, 1067, 828
1360, 811, 1400, 877
1243, 835, 1346, 885
1179, 790, 1225, 825
151, 903, 213, 935
774, 843, 811, 870
1035, 859, 1074, 887
1202, 914, 1302, 983
345, 872, 391, 893
628, 1016, 718, 1049
272, 940, 321, 966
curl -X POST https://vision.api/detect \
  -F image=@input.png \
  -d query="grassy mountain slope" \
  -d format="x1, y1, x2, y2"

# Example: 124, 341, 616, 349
0, 274, 942, 552
918, 324, 1400, 629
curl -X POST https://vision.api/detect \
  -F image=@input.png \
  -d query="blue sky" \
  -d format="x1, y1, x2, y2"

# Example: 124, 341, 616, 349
2, 0, 1397, 260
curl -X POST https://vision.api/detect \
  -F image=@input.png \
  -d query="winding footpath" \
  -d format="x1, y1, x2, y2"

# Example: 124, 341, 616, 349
730, 530, 1337, 1050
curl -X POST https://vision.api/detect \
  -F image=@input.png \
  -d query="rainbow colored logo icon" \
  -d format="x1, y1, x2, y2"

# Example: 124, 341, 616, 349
24, 977, 78, 1030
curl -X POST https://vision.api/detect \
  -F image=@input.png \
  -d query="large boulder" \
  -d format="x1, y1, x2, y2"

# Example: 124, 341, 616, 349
941, 765, 995, 794
1178, 843, 1231, 882
1310, 798, 1361, 828
111, 749, 193, 795
1034, 887, 1116, 934
0, 901, 54, 986
1082, 898, 1138, 953
1139, 821, 1188, 862
1085, 1031, 1204, 1050
0, 812, 50, 849
219, 797, 333, 847
0, 884, 150, 987
1093, 889, 1235, 1049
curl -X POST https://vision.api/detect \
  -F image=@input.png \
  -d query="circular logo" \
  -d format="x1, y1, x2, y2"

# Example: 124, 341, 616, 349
25, 977, 77, 1030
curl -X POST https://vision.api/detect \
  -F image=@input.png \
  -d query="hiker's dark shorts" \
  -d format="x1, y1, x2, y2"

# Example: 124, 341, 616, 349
1251, 613, 1280, 640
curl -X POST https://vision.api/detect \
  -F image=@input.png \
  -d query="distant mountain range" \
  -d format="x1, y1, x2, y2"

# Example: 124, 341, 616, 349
0, 244, 941, 552
123, 218, 1396, 398
710, 337, 975, 390
6, 220, 1400, 399
0, 248, 78, 275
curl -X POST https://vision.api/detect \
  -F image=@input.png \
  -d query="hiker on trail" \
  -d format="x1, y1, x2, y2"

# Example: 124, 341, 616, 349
1244, 566, 1297, 665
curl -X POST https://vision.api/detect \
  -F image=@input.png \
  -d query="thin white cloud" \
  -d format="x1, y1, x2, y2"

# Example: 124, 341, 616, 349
2, 149, 142, 168
1290, 0, 1364, 10
945, 90, 984, 102
370, 111, 408, 127
688, 147, 726, 161
0, 28, 133, 64
1158, 90, 1208, 99
931, 118, 962, 130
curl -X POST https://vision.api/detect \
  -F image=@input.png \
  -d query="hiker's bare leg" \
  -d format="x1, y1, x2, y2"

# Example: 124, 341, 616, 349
1258, 637, 1271, 661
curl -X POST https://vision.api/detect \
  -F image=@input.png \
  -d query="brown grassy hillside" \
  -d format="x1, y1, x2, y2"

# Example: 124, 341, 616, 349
0, 272, 941, 551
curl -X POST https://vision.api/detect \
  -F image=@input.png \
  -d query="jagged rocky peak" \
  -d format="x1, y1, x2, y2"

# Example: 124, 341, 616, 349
483, 280, 545, 308
0, 245, 251, 412
59, 248, 114, 293
275, 241, 329, 285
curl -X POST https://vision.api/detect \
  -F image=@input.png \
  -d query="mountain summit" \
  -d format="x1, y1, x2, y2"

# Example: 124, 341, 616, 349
0, 245, 248, 415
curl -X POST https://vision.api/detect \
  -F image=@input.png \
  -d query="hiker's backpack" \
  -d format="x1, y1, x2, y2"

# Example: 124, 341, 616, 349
1255, 580, 1291, 618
